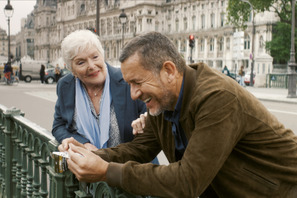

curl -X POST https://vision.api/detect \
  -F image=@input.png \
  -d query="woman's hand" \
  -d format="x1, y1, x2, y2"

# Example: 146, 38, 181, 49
58, 137, 85, 152
84, 143, 98, 151
131, 112, 147, 135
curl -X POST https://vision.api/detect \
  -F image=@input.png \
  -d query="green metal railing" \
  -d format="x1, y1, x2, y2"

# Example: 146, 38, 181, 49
0, 104, 150, 198
266, 74, 297, 88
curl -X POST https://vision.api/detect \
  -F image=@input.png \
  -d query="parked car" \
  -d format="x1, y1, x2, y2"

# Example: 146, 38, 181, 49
19, 60, 48, 82
44, 68, 71, 84
244, 71, 256, 86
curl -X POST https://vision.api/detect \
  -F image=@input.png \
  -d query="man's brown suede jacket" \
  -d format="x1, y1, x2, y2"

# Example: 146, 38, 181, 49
95, 63, 297, 198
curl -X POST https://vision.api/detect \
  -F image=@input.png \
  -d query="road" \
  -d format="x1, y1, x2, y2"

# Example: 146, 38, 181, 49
0, 81, 296, 165
261, 101, 297, 134
0, 81, 56, 131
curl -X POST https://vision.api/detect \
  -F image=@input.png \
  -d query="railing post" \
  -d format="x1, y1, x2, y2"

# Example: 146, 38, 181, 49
39, 159, 49, 198
3, 107, 22, 198
26, 146, 34, 197
20, 141, 28, 198
32, 152, 41, 197
0, 125, 5, 196
11, 128, 18, 198
15, 135, 23, 197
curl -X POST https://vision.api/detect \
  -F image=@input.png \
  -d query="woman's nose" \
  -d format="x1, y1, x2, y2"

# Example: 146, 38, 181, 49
87, 59, 96, 69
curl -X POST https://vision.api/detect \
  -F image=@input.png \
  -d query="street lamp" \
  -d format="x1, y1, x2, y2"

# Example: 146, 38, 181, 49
96, 0, 100, 36
287, 0, 297, 98
4, 0, 14, 64
119, 9, 127, 48
241, 0, 255, 87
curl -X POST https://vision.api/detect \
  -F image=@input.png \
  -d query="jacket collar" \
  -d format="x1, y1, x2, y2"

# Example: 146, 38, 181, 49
179, 64, 198, 120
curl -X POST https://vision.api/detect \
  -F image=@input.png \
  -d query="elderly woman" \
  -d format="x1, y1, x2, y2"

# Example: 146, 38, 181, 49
52, 30, 146, 151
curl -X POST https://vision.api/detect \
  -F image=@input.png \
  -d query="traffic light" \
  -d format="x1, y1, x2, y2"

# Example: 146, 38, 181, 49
189, 35, 195, 48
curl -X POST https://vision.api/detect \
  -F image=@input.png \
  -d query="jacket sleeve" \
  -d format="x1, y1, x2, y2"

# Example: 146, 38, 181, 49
94, 90, 244, 197
51, 79, 90, 144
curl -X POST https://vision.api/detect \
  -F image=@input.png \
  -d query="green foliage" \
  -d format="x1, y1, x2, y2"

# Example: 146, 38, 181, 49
266, 22, 297, 64
227, 0, 297, 64
227, 0, 274, 29
227, 0, 293, 29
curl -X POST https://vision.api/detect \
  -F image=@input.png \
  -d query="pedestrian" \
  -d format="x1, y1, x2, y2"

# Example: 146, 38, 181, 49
222, 65, 230, 77
4, 62, 12, 82
238, 65, 245, 86
54, 64, 61, 82
59, 32, 297, 198
40, 64, 45, 84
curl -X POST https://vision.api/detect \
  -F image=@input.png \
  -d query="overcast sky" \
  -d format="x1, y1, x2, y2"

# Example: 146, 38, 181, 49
0, 0, 36, 35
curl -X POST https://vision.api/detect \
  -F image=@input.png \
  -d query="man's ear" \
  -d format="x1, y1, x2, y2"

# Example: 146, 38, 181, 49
161, 61, 177, 83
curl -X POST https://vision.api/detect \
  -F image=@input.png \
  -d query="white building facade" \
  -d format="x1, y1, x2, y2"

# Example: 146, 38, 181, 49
30, 0, 279, 86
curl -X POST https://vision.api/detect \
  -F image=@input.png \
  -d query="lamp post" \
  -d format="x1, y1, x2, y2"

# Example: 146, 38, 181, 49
119, 9, 127, 48
4, 0, 14, 64
287, 0, 297, 98
96, 0, 100, 36
241, 0, 255, 87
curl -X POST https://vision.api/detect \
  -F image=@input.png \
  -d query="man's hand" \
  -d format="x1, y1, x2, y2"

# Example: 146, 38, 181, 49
131, 112, 147, 135
66, 143, 109, 183
58, 137, 85, 152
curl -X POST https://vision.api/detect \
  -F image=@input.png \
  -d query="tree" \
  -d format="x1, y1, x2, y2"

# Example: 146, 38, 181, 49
266, 22, 290, 63
227, 0, 296, 64
266, 22, 297, 64
227, 0, 295, 29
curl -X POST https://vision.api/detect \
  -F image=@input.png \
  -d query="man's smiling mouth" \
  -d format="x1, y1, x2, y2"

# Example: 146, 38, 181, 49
143, 97, 152, 103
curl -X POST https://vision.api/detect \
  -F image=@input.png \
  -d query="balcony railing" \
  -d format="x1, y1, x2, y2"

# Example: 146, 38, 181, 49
0, 104, 153, 198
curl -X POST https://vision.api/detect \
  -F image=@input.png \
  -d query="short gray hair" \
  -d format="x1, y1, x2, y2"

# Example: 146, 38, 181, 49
119, 31, 186, 74
61, 30, 104, 70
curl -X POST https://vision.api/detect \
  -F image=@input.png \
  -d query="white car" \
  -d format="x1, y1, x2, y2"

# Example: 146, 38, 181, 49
244, 72, 256, 86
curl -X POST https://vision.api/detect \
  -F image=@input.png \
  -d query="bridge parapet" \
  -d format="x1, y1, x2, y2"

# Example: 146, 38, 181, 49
0, 104, 151, 198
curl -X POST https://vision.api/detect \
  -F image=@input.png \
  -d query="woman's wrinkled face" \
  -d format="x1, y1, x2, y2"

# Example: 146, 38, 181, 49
71, 47, 107, 87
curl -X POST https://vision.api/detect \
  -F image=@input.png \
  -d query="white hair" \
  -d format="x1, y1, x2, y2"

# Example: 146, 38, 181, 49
61, 30, 104, 71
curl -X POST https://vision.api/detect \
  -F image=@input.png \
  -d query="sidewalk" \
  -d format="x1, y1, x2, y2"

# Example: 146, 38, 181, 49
245, 87, 297, 104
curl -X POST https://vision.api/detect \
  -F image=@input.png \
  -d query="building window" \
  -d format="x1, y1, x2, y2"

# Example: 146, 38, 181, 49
192, 16, 196, 30
201, 14, 205, 29
155, 21, 159, 32
219, 37, 224, 51
184, 18, 188, 30
175, 19, 179, 32
211, 13, 215, 28
181, 39, 186, 52
244, 35, 250, 49
209, 38, 214, 51
226, 37, 230, 50
138, 18, 142, 32
168, 24, 171, 32
262, 63, 266, 74
220, 13, 225, 27
200, 39, 204, 52
259, 36, 264, 49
